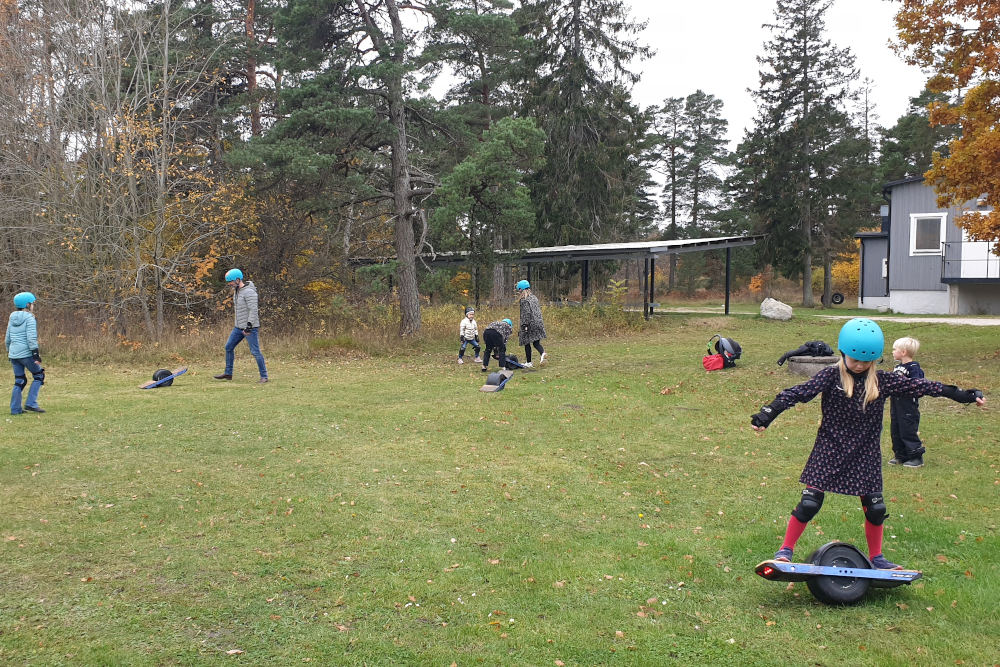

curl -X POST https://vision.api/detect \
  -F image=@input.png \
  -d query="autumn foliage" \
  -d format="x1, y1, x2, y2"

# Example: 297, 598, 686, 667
894, 1, 1000, 253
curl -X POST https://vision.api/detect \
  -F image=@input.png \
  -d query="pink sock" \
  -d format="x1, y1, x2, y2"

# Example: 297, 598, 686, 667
781, 516, 808, 550
864, 520, 883, 557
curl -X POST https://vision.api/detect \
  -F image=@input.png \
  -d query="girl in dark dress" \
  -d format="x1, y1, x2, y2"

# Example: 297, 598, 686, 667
751, 318, 985, 570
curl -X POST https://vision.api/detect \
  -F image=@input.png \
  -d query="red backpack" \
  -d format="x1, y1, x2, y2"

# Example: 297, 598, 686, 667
703, 334, 742, 371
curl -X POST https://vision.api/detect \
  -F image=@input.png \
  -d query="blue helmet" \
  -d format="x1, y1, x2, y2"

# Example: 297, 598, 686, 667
515, 279, 530, 290
225, 268, 243, 282
502, 318, 513, 327
13, 292, 36, 309
837, 318, 884, 361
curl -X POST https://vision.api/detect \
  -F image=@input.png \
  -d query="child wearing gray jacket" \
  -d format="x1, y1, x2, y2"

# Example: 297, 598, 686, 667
457, 307, 482, 364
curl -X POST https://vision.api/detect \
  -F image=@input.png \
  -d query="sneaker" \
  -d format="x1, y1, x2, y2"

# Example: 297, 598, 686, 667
540, 352, 548, 364
24, 406, 45, 413
258, 377, 269, 384
474, 357, 482, 363
773, 547, 793, 562
902, 457, 923, 468
523, 361, 533, 368
457, 358, 464, 365
888, 457, 901, 465
481, 367, 489, 373
214, 373, 232, 380
870, 554, 904, 570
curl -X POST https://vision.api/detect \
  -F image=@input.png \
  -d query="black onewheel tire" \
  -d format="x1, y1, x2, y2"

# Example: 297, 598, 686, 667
805, 544, 871, 605
152, 369, 173, 387
831, 292, 845, 305
486, 372, 505, 386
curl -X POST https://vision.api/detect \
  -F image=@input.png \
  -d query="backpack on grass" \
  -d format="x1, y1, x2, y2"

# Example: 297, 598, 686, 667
703, 334, 742, 371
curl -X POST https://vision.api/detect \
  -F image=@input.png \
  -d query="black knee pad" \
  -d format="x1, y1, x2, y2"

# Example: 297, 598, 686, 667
861, 494, 887, 526
31, 369, 44, 386
14, 375, 27, 390
791, 488, 825, 522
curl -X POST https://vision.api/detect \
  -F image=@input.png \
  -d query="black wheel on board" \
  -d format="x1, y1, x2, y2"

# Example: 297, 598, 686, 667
805, 543, 871, 605
152, 369, 173, 387
485, 372, 505, 386
831, 292, 845, 305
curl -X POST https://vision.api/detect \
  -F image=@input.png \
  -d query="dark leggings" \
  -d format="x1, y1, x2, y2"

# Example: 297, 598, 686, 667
483, 329, 506, 369
524, 341, 544, 362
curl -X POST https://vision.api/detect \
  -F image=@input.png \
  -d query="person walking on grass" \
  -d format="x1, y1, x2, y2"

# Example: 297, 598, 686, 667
214, 269, 269, 383
457, 307, 482, 365
751, 318, 985, 570
515, 280, 547, 368
889, 336, 926, 467
6, 292, 45, 414
482, 318, 514, 372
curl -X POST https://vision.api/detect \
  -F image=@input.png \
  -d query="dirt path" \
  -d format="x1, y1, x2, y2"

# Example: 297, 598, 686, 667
815, 315, 1000, 326
655, 307, 1000, 326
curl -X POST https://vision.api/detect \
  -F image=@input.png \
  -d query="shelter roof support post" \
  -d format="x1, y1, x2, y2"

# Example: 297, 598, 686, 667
642, 257, 650, 320
648, 256, 655, 317
581, 260, 590, 301
725, 248, 732, 315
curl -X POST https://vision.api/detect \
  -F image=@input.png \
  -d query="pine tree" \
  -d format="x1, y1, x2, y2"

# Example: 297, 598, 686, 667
235, 0, 440, 335
514, 0, 654, 262
736, 0, 860, 307
879, 87, 958, 182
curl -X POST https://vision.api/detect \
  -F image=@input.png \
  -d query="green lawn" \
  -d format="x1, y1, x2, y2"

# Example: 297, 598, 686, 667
1, 313, 997, 665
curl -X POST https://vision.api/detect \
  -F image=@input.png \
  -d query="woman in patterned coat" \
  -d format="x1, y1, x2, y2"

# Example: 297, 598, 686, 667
751, 318, 985, 570
515, 280, 547, 367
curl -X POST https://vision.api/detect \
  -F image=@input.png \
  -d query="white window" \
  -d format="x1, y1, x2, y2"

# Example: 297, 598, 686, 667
908, 213, 947, 256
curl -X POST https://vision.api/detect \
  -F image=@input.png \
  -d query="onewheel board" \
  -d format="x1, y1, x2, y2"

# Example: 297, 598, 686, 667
140, 367, 188, 389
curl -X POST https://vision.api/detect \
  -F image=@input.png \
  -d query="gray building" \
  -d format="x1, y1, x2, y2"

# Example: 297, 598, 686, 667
857, 177, 1000, 315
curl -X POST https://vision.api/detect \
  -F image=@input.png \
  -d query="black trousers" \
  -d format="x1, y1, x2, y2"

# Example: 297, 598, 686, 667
483, 329, 506, 369
890, 397, 925, 460
523, 340, 544, 362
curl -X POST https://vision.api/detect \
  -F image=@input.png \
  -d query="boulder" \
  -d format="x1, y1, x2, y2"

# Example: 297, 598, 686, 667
787, 355, 839, 377
760, 298, 793, 321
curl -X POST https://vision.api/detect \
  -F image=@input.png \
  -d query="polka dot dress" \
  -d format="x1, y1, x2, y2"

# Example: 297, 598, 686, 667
773, 366, 945, 495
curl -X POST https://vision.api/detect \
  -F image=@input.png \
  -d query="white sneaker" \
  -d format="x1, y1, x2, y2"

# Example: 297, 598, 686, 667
457, 358, 464, 364
540, 352, 547, 364
523, 361, 533, 368
474, 357, 482, 363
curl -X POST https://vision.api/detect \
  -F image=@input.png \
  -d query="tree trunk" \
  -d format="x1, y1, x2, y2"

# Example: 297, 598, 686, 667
246, 0, 261, 137
822, 247, 833, 308
385, 0, 420, 335
801, 198, 814, 308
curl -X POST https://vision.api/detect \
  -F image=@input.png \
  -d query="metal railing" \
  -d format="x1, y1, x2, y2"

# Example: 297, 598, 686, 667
942, 241, 1000, 280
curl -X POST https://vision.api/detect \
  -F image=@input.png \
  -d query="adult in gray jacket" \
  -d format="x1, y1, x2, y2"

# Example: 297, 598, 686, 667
214, 269, 269, 383
5, 292, 45, 414
516, 280, 547, 367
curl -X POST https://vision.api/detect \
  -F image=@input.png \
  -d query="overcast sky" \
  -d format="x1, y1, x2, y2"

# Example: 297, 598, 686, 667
627, 0, 930, 146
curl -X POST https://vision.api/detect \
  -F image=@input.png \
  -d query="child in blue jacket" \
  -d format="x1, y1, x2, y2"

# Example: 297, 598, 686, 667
5, 292, 45, 414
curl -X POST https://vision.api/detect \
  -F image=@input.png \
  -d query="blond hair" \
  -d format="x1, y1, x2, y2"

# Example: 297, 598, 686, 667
838, 357, 880, 407
893, 336, 920, 356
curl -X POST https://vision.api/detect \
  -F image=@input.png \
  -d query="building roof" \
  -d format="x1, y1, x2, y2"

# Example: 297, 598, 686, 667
882, 175, 925, 190
384, 235, 765, 266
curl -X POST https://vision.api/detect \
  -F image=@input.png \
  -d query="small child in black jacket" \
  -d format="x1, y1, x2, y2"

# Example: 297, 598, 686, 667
889, 336, 926, 467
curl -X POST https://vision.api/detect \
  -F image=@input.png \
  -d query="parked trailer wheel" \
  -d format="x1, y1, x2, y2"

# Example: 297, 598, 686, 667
805, 543, 870, 605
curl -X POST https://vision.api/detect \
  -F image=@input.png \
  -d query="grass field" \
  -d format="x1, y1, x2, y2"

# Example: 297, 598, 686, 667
1, 311, 997, 665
